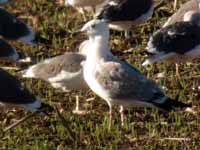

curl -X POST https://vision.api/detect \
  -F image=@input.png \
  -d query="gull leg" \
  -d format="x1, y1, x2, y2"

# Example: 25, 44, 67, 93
174, 0, 177, 10
73, 95, 80, 114
109, 106, 112, 130
72, 95, 87, 115
125, 30, 130, 38
175, 63, 180, 79
106, 101, 112, 130
119, 105, 124, 127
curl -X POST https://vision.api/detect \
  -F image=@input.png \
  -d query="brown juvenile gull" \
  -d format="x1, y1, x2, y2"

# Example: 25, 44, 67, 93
20, 50, 89, 115
142, 11, 200, 77
96, 0, 154, 36
163, 0, 200, 27
81, 19, 191, 129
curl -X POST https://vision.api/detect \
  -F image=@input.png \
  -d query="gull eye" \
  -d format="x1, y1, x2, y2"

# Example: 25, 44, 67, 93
91, 24, 96, 28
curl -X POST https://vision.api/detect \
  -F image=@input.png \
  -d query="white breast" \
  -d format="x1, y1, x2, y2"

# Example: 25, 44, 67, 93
83, 60, 109, 101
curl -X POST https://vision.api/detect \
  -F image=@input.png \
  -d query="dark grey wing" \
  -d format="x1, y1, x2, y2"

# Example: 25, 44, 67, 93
30, 53, 85, 80
0, 38, 19, 61
164, 0, 198, 26
148, 22, 200, 55
0, 8, 35, 44
0, 68, 37, 104
95, 61, 164, 102
97, 0, 153, 21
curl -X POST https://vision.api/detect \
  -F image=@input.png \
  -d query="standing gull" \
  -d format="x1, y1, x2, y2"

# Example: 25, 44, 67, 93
81, 19, 191, 129
163, 0, 200, 27
142, 11, 200, 76
20, 51, 89, 115
96, 0, 154, 36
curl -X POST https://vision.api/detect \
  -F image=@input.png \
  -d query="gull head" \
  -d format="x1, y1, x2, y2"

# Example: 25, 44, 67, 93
184, 11, 200, 26
81, 19, 109, 38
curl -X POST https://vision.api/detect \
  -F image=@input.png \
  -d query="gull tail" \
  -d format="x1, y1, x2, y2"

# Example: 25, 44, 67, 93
20, 97, 41, 112
19, 26, 50, 46
18, 65, 36, 78
141, 57, 158, 66
21, 97, 53, 115
153, 97, 191, 112
141, 52, 174, 66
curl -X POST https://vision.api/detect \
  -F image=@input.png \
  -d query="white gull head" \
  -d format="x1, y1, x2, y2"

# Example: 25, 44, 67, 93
81, 19, 109, 38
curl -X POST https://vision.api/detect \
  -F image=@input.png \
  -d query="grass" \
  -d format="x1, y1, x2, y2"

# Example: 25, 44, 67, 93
1, 0, 200, 149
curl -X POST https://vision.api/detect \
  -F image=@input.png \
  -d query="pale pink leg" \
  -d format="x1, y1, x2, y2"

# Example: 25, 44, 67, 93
106, 101, 112, 130
174, 0, 177, 10
175, 63, 180, 79
109, 106, 112, 130
119, 105, 124, 127
73, 96, 88, 115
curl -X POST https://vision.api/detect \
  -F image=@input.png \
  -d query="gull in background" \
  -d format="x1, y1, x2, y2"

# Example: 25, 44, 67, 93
0, 8, 52, 65
81, 19, 191, 129
163, 0, 200, 27
0, 38, 19, 62
0, 38, 31, 64
57, 0, 106, 20
142, 11, 200, 77
20, 43, 90, 115
0, 68, 52, 132
0, 8, 37, 45
96, 0, 154, 36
